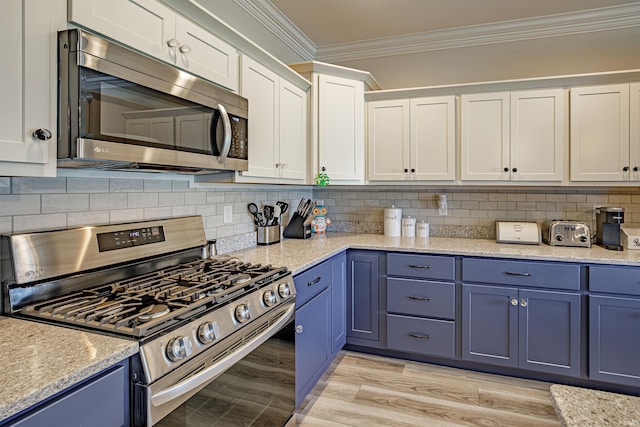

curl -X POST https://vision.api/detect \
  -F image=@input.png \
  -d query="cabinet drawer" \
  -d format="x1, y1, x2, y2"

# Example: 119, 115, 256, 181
387, 253, 455, 281
387, 278, 455, 319
387, 314, 455, 358
462, 258, 580, 290
294, 260, 332, 307
590, 265, 640, 296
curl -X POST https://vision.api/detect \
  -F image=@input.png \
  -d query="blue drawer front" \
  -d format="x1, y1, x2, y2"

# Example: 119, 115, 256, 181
387, 253, 455, 281
387, 314, 455, 358
462, 258, 580, 290
387, 278, 455, 320
590, 265, 640, 296
294, 260, 332, 307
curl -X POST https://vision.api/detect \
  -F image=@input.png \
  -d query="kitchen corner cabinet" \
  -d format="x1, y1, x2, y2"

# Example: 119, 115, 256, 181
69, 0, 239, 91
460, 89, 565, 182
1, 360, 129, 427
294, 253, 346, 407
346, 251, 385, 345
291, 61, 379, 184
237, 56, 307, 183
367, 96, 455, 181
570, 83, 640, 182
0, 0, 62, 177
461, 258, 581, 377
589, 265, 640, 387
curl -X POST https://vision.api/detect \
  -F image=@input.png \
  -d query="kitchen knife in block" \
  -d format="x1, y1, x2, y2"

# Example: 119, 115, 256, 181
283, 212, 312, 239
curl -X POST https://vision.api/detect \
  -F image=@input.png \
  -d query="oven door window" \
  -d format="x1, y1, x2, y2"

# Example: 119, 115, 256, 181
78, 67, 227, 155
155, 321, 295, 427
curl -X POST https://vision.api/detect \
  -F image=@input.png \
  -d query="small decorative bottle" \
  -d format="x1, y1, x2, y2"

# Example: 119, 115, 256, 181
311, 200, 332, 234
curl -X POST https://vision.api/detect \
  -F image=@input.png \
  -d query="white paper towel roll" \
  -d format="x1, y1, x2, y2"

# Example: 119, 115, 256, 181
384, 206, 402, 236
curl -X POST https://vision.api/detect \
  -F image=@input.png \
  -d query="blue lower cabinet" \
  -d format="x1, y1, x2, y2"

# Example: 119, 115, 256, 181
589, 295, 640, 386
346, 251, 383, 342
295, 288, 331, 407
462, 284, 581, 376
331, 253, 347, 355
3, 361, 129, 427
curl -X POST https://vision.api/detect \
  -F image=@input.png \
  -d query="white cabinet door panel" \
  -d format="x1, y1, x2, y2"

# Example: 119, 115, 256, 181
570, 85, 629, 181
630, 83, 640, 180
411, 96, 456, 181
279, 81, 307, 180
461, 93, 510, 181
367, 100, 409, 181
510, 89, 565, 181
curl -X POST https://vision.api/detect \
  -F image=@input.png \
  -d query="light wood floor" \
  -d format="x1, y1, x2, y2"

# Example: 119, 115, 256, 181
296, 351, 562, 427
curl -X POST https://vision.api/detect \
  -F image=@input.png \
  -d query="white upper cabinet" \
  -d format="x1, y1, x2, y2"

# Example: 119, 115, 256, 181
0, 0, 62, 177
69, 0, 239, 91
461, 89, 565, 182
570, 84, 639, 182
237, 56, 306, 183
368, 96, 455, 181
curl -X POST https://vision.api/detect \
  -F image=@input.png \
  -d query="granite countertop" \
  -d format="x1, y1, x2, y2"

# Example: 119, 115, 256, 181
230, 232, 640, 274
0, 317, 138, 422
550, 384, 640, 426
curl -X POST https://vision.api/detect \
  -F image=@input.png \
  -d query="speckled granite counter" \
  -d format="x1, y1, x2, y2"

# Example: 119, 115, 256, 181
0, 317, 138, 422
230, 232, 640, 274
550, 384, 640, 426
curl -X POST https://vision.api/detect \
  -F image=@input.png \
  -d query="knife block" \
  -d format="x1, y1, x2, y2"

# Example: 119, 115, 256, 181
283, 213, 312, 239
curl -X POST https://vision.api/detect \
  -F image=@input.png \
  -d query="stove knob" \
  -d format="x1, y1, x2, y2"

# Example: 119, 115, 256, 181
263, 290, 277, 307
235, 304, 251, 323
166, 336, 193, 362
197, 322, 217, 344
555, 234, 564, 242
278, 283, 291, 299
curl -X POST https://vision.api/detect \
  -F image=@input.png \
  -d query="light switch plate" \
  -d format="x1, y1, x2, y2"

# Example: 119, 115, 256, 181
223, 205, 233, 224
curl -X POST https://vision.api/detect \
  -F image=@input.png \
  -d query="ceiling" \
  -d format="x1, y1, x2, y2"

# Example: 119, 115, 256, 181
207, 0, 640, 88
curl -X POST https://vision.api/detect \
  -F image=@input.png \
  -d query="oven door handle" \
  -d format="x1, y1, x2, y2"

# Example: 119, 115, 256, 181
150, 303, 295, 408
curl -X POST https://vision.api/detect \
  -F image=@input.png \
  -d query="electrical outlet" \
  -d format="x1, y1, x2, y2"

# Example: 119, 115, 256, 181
223, 205, 233, 224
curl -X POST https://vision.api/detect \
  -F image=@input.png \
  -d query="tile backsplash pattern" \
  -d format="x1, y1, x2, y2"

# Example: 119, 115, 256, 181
0, 177, 311, 253
315, 187, 640, 238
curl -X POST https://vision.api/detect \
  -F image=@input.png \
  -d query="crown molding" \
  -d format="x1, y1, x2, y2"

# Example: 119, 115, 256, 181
232, 0, 316, 60
239, 1, 640, 63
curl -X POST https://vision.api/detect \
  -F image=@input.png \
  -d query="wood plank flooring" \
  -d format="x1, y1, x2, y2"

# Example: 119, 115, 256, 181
296, 351, 561, 427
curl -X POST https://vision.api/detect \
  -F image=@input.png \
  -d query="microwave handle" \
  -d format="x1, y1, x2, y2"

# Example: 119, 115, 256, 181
212, 104, 232, 163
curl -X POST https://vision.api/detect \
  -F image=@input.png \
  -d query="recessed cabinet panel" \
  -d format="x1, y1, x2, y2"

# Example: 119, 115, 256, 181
411, 97, 456, 180
367, 100, 410, 181
278, 81, 307, 180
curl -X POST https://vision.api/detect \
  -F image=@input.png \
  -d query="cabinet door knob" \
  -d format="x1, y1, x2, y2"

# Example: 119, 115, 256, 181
295, 325, 303, 334
167, 38, 179, 48
503, 167, 509, 172
511, 298, 518, 306
404, 168, 409, 173
512, 167, 518, 173
179, 44, 191, 54
623, 166, 630, 172
321, 166, 326, 172
275, 163, 280, 168
32, 128, 52, 141
520, 299, 528, 307
634, 166, 639, 172
411, 168, 416, 173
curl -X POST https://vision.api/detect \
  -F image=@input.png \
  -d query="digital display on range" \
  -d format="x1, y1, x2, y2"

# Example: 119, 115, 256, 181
97, 226, 165, 252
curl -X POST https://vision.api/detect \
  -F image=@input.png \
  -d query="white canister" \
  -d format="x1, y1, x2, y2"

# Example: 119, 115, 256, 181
384, 206, 402, 237
402, 216, 416, 237
417, 220, 430, 237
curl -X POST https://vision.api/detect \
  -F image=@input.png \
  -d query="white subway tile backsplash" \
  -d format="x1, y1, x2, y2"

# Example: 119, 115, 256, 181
42, 194, 89, 213
128, 193, 158, 208
90, 193, 128, 211
159, 192, 185, 207
0, 217, 12, 234
67, 211, 110, 227
144, 179, 173, 192
14, 213, 66, 233
144, 207, 173, 219
110, 179, 143, 192
12, 177, 66, 194
67, 177, 109, 193
0, 195, 41, 216
110, 208, 144, 223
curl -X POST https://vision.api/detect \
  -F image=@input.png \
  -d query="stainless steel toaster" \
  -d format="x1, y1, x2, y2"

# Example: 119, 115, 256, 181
542, 220, 592, 247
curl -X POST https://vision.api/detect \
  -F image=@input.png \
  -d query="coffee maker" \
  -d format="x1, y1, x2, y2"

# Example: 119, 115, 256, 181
595, 207, 625, 250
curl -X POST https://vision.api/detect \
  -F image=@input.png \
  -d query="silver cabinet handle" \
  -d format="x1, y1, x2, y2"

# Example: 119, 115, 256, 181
295, 325, 303, 334
167, 38, 179, 48
408, 296, 431, 301
32, 128, 52, 141
408, 333, 430, 339
505, 271, 531, 277
520, 299, 528, 307
510, 298, 518, 306
408, 264, 430, 269
179, 44, 191, 54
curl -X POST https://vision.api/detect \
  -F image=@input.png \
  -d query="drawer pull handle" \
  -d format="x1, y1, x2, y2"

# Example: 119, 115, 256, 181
505, 271, 531, 277
408, 264, 430, 269
409, 333, 430, 339
307, 277, 321, 286
408, 296, 431, 301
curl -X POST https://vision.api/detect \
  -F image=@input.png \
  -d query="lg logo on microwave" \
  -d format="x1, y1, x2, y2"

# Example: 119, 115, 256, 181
94, 146, 110, 153
24, 270, 46, 280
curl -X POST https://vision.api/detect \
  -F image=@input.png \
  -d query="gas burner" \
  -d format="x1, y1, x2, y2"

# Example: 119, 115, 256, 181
138, 304, 170, 322
233, 273, 252, 285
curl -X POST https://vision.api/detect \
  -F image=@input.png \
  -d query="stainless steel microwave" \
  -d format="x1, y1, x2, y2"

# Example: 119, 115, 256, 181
58, 29, 248, 174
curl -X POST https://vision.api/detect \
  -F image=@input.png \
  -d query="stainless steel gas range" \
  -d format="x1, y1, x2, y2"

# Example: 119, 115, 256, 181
1, 216, 296, 426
